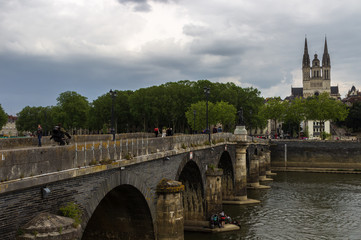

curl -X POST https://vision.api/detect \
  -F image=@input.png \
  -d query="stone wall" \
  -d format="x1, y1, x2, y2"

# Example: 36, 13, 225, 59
270, 140, 361, 169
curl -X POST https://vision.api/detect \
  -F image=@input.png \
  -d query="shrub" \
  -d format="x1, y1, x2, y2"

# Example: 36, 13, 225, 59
59, 202, 82, 227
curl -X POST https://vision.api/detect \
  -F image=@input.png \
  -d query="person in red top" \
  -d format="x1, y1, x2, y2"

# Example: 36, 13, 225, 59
154, 127, 159, 137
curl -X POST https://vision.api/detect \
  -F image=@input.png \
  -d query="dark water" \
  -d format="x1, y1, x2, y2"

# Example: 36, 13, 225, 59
185, 172, 361, 240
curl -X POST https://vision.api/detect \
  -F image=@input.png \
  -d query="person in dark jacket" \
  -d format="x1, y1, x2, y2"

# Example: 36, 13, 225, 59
36, 124, 43, 147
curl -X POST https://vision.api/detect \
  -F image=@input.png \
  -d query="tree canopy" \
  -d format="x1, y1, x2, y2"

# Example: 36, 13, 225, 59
15, 80, 265, 134
304, 92, 348, 122
56, 91, 89, 129
0, 104, 7, 130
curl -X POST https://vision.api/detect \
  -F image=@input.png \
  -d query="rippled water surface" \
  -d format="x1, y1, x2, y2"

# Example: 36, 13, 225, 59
185, 172, 361, 240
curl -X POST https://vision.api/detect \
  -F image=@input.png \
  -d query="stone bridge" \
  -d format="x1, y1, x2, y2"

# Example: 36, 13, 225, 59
0, 130, 272, 239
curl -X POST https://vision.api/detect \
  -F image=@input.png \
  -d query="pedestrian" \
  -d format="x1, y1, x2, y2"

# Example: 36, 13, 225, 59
162, 127, 166, 137
219, 210, 225, 228
154, 127, 159, 137
36, 124, 43, 147
213, 126, 218, 133
217, 126, 222, 132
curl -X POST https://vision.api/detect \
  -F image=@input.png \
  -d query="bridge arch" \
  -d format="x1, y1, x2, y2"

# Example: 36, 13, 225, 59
176, 155, 205, 221
81, 170, 155, 240
217, 151, 235, 200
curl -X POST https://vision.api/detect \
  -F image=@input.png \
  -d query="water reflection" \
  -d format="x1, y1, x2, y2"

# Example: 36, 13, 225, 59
185, 172, 361, 240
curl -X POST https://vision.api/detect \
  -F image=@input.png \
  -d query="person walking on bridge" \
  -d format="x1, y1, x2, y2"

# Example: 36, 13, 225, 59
36, 124, 43, 147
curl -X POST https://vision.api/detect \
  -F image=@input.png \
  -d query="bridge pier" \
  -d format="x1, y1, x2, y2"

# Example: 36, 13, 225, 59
248, 154, 270, 189
259, 150, 274, 182
156, 179, 185, 240
205, 168, 223, 219
265, 149, 277, 176
259, 151, 267, 181
223, 125, 260, 205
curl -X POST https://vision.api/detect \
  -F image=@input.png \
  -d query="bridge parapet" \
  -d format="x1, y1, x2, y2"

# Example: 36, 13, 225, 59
0, 133, 233, 192
0, 132, 153, 150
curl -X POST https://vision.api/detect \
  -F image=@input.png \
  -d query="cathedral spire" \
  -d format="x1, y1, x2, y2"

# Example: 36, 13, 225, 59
302, 37, 310, 68
322, 36, 330, 67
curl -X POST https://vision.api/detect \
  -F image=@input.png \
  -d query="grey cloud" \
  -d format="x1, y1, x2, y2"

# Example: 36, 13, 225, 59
189, 38, 250, 57
183, 24, 211, 37
117, 0, 172, 12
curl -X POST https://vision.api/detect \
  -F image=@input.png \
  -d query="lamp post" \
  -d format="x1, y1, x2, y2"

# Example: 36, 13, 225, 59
193, 110, 196, 134
203, 86, 210, 143
109, 89, 116, 141
44, 110, 47, 136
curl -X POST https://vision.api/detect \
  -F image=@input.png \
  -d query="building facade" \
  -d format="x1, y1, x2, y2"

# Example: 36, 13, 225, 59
291, 37, 340, 99
0, 115, 18, 137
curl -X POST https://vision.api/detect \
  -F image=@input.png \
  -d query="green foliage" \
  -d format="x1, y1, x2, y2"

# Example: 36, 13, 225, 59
208, 164, 215, 171
59, 202, 82, 227
321, 131, 331, 140
260, 97, 286, 134
185, 101, 236, 132
304, 92, 348, 122
261, 97, 286, 123
282, 97, 306, 137
17, 228, 24, 236
15, 80, 265, 134
56, 91, 89, 129
344, 102, 361, 131
0, 104, 7, 130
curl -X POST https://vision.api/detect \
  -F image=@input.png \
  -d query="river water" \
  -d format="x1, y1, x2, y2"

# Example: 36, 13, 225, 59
185, 172, 361, 240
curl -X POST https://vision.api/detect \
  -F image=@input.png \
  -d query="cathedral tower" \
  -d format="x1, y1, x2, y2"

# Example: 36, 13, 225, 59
302, 37, 311, 82
291, 37, 339, 99
302, 37, 333, 98
322, 37, 331, 81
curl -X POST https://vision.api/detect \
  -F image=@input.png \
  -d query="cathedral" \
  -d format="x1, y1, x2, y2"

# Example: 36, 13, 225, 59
291, 37, 340, 99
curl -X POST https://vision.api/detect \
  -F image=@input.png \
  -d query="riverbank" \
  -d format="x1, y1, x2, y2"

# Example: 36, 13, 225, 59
272, 167, 361, 174
270, 140, 361, 169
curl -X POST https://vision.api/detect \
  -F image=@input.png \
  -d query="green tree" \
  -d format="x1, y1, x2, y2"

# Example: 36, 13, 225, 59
185, 101, 216, 132
283, 97, 306, 138
237, 87, 265, 130
0, 104, 7, 130
213, 101, 237, 131
260, 97, 286, 136
56, 91, 90, 130
185, 101, 236, 132
345, 102, 361, 131
304, 92, 348, 138
16, 106, 42, 133
305, 93, 348, 123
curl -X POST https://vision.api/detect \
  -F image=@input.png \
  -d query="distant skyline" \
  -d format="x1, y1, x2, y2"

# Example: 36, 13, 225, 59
1, 0, 361, 115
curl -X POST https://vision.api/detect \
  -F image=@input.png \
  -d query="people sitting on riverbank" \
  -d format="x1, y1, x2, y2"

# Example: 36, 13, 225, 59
209, 211, 237, 229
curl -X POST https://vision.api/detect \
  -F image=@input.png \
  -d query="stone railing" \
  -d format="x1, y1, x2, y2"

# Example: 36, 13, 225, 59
0, 133, 233, 183
0, 133, 153, 150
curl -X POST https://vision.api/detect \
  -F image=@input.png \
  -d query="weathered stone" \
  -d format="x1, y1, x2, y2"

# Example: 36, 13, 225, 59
205, 168, 223, 218
17, 212, 81, 240
156, 179, 184, 240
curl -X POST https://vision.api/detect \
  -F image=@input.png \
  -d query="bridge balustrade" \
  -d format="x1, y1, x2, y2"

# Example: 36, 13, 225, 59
0, 133, 233, 191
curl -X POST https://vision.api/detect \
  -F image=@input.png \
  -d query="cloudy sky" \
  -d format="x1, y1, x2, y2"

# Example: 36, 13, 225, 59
1, 0, 361, 115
